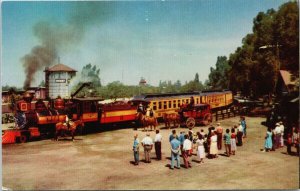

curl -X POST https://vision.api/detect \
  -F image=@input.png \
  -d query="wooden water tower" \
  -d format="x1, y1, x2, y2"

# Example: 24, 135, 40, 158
44, 63, 77, 99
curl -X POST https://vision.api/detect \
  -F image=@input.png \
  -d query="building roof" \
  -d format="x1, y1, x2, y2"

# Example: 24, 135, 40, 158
279, 70, 299, 92
280, 70, 294, 86
44, 63, 77, 72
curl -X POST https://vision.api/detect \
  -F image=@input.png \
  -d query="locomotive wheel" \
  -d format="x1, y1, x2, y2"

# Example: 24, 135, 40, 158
186, 117, 195, 128
19, 135, 27, 143
203, 113, 212, 126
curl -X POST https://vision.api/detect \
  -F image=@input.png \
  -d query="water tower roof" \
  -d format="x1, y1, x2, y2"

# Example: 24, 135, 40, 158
44, 63, 77, 72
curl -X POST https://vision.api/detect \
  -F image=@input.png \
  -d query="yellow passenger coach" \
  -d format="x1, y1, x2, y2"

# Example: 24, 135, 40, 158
131, 90, 233, 118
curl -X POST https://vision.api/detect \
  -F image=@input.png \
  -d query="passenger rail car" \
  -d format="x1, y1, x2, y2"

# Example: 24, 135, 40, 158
70, 98, 137, 124
131, 90, 233, 118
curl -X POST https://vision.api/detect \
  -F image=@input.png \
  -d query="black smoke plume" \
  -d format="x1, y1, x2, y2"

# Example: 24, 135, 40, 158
22, 2, 113, 89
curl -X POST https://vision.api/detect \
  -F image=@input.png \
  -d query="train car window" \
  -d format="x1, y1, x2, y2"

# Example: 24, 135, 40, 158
153, 102, 157, 110
178, 100, 181, 107
83, 102, 91, 113
158, 102, 162, 110
163, 101, 167, 109
173, 100, 176, 108
196, 98, 199, 104
91, 102, 97, 112
168, 101, 172, 108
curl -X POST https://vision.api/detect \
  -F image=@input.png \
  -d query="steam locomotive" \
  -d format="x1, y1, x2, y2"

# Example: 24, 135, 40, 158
2, 83, 137, 144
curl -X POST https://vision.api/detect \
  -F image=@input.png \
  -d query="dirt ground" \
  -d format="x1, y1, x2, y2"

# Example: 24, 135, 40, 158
2, 116, 299, 190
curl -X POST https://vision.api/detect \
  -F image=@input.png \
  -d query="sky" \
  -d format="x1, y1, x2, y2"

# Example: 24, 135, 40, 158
1, 0, 290, 88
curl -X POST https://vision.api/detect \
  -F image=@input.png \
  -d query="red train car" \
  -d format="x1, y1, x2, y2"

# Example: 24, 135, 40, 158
71, 98, 137, 124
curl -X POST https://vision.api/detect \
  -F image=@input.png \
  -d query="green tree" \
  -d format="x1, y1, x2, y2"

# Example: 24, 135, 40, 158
225, 2, 298, 97
273, 2, 299, 72
208, 56, 231, 90
81, 63, 101, 87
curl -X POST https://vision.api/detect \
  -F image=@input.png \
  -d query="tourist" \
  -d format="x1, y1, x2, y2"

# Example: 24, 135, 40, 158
240, 116, 247, 138
216, 123, 223, 150
286, 133, 293, 154
292, 127, 299, 155
188, 127, 194, 155
224, 129, 231, 157
279, 121, 285, 147
200, 129, 205, 137
154, 130, 162, 160
141, 133, 154, 163
207, 127, 213, 154
263, 127, 273, 152
231, 128, 237, 155
271, 127, 276, 151
183, 134, 192, 168
204, 134, 208, 153
210, 131, 218, 158
169, 129, 177, 142
273, 123, 281, 149
179, 131, 185, 154
170, 135, 181, 170
196, 132, 205, 163
237, 124, 243, 146
132, 133, 140, 165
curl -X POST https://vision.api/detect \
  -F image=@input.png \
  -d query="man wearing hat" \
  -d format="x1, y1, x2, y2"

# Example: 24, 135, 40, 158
137, 103, 144, 114
216, 123, 223, 150
141, 133, 154, 163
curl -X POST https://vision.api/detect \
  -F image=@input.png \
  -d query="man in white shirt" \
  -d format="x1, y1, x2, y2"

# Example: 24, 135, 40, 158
142, 133, 154, 163
238, 123, 243, 133
183, 134, 192, 168
154, 130, 162, 160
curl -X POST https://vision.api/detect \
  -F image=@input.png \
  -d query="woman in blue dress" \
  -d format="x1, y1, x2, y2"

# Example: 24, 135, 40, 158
264, 127, 273, 152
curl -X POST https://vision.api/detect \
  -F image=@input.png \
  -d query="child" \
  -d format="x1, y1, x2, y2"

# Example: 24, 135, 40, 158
224, 129, 231, 157
132, 134, 140, 165
196, 133, 205, 163
231, 128, 237, 155
204, 134, 208, 153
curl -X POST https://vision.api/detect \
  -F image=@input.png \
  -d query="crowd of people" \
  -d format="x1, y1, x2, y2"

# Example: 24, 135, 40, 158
263, 121, 299, 155
132, 116, 248, 168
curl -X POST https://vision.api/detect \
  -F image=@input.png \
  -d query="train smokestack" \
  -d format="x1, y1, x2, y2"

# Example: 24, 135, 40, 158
23, 91, 34, 103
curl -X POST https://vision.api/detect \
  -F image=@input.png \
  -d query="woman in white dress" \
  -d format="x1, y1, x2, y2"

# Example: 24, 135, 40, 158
196, 132, 205, 163
210, 131, 218, 158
